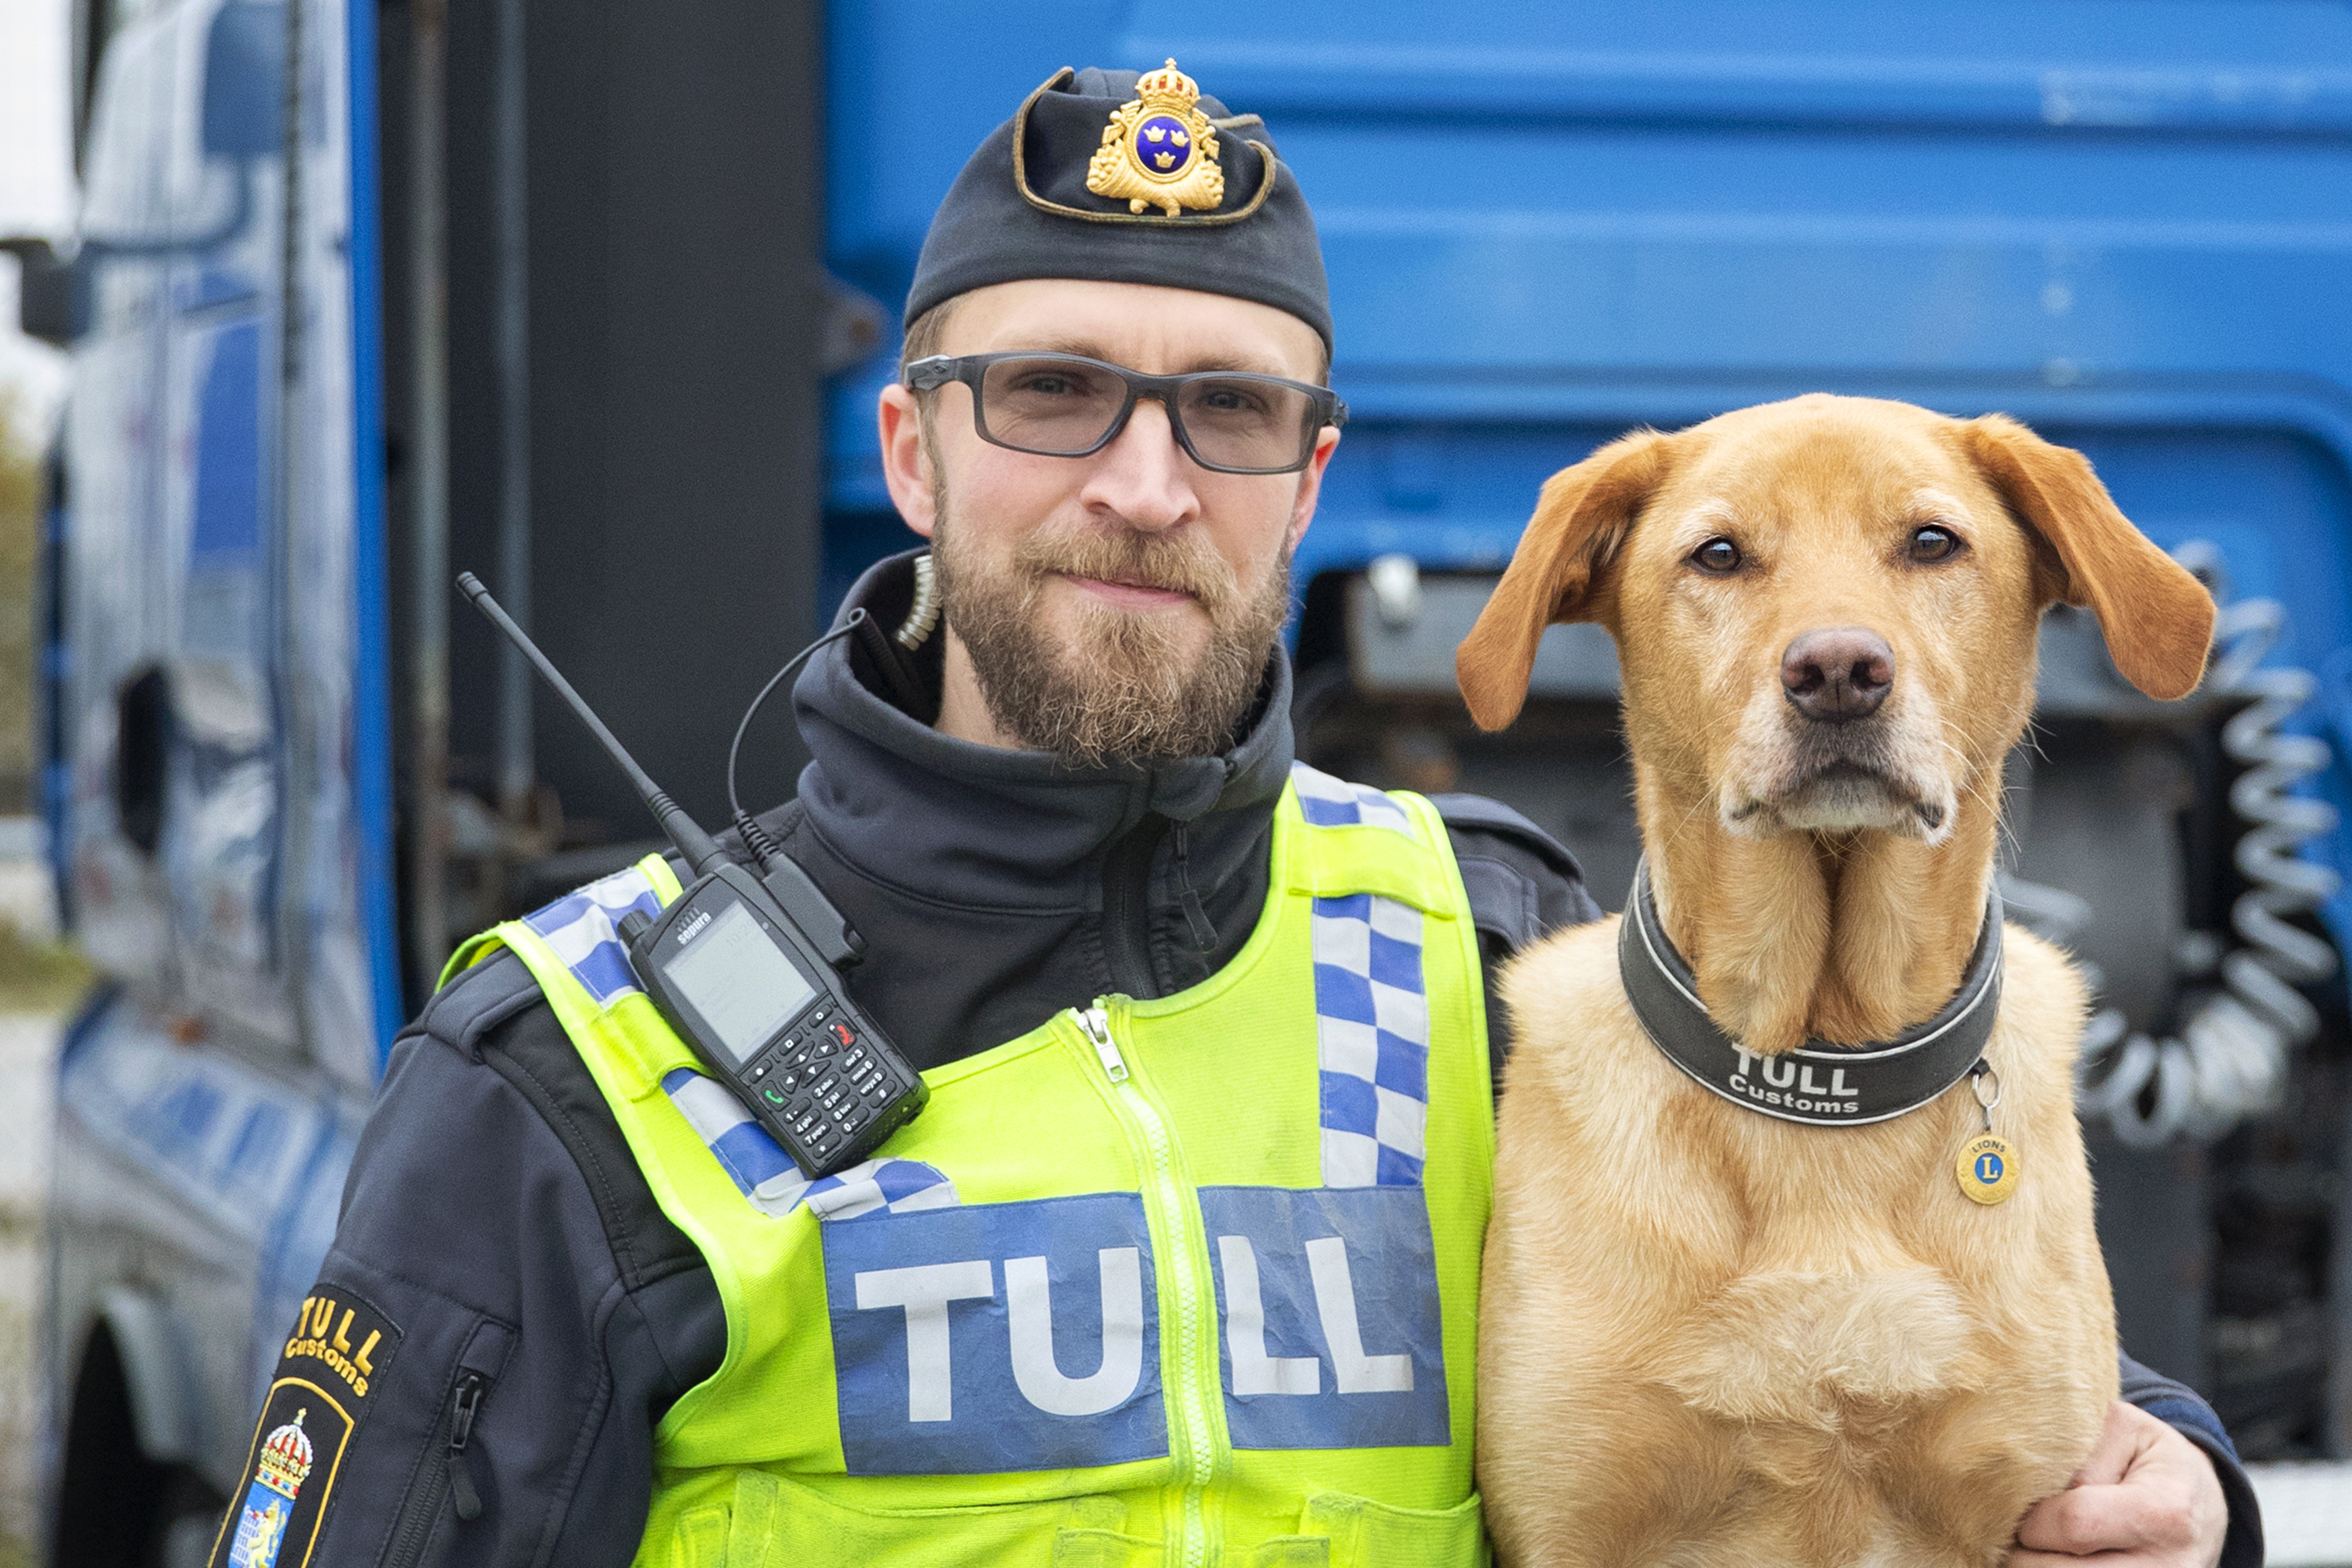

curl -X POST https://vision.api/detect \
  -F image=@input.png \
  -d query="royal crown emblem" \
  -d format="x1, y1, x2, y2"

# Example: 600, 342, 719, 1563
255, 1409, 317, 1499
226, 1408, 315, 1567
1085, 59, 1225, 217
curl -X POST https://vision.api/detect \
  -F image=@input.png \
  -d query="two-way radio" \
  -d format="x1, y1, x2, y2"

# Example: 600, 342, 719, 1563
459, 572, 928, 1177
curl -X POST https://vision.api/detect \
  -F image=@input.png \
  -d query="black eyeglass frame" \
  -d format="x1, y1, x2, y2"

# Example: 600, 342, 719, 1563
902, 351, 1349, 475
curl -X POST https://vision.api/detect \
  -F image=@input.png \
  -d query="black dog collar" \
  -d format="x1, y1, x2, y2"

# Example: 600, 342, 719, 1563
1617, 859, 2003, 1126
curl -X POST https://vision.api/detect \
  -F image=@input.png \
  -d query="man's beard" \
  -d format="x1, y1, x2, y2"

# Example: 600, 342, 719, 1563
931, 499, 1292, 766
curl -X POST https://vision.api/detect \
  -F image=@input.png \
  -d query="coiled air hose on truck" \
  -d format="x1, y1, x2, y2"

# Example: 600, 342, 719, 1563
2054, 560, 2343, 1147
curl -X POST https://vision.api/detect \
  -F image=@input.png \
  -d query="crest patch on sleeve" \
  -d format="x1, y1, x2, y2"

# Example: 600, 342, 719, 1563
209, 1288, 402, 1568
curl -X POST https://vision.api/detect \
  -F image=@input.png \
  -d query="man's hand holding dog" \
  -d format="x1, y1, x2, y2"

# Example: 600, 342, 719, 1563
2012, 1401, 2228, 1567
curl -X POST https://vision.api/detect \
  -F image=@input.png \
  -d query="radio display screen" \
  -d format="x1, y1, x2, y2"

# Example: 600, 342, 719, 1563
663, 901, 817, 1066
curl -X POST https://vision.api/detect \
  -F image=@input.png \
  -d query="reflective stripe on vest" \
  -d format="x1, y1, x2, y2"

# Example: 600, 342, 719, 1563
479, 764, 1494, 1567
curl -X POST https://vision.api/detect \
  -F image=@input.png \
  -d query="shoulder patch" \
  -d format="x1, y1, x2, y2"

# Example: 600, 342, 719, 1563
209, 1288, 403, 1567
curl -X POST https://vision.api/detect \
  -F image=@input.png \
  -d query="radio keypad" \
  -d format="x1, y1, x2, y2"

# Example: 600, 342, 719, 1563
720, 1002, 906, 1171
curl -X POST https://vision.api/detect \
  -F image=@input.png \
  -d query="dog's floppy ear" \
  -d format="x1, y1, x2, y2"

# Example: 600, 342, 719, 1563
1962, 415, 2215, 701
1457, 430, 1669, 731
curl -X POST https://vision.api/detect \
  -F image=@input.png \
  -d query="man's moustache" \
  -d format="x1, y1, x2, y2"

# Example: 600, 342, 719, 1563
1016, 539, 1234, 610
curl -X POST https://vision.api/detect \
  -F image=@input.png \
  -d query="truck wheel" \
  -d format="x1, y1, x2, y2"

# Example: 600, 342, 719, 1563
51, 1326, 220, 1567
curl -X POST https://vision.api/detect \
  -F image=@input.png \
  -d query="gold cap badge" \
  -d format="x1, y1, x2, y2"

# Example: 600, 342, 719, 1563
1086, 60, 1226, 217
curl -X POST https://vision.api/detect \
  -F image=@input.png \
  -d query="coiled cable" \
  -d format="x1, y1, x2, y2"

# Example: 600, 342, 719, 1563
2061, 561, 2342, 1146
896, 552, 941, 651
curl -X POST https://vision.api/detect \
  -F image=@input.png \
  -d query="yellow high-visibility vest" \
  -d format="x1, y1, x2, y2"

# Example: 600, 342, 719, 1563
453, 764, 1494, 1567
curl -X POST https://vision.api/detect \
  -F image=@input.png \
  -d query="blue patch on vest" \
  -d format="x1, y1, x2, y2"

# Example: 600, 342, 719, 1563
822, 1193, 1167, 1475
1199, 1185, 1451, 1451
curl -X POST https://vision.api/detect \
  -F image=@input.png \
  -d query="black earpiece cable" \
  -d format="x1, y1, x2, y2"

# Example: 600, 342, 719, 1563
727, 609, 868, 868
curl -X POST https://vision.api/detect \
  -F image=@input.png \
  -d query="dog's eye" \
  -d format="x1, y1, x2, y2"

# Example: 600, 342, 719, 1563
1908, 525, 1963, 563
1690, 538, 1743, 575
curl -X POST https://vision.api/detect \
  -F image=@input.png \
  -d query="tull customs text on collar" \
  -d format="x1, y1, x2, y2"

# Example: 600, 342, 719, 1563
1616, 858, 2004, 1126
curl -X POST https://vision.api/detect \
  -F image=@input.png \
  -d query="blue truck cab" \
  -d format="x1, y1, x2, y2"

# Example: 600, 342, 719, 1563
19, 1, 2352, 1559
27, 0, 396, 1557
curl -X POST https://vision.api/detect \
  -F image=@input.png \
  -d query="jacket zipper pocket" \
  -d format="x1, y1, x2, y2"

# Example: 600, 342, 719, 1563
446, 1371, 488, 1519
384, 1322, 513, 1568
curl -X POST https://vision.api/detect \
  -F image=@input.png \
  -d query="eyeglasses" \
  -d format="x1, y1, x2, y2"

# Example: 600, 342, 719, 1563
903, 352, 1347, 475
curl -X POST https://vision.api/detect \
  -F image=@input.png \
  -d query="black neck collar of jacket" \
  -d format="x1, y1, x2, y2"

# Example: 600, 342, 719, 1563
1617, 858, 2004, 1126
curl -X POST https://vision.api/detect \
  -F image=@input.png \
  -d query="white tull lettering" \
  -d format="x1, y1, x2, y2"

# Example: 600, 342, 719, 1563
1305, 1237, 1413, 1394
1004, 1249, 1146, 1417
855, 1259, 995, 1423
1733, 1047, 1757, 1080
1762, 1056, 1798, 1089
1831, 1067, 1859, 1098
1218, 1236, 1319, 1396
1799, 1065, 1827, 1097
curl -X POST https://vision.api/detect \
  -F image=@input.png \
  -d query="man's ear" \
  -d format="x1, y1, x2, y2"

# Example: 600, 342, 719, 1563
1962, 415, 2216, 701
1455, 429, 1669, 731
879, 382, 939, 538
1287, 424, 1340, 555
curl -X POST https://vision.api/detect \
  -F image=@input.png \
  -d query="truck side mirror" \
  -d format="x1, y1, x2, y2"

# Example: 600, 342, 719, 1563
0, 239, 88, 348
200, 0, 285, 161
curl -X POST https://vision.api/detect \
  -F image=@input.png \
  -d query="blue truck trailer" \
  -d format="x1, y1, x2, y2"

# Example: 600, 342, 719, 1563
13, 1, 2352, 1559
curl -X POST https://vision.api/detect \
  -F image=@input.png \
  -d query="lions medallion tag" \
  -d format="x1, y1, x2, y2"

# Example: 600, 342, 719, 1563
1086, 59, 1225, 217
1956, 1133, 2020, 1205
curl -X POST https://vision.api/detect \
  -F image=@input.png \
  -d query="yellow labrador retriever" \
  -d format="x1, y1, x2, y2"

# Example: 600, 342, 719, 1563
1456, 394, 2214, 1568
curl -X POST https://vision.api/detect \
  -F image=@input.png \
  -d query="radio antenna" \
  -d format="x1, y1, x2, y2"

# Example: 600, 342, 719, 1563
457, 571, 723, 874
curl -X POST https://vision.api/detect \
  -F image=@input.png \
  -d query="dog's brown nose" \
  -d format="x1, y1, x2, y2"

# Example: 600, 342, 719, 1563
1782, 627, 1895, 722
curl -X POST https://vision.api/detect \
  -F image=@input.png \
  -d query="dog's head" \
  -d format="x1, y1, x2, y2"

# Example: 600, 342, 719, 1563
1457, 395, 2214, 845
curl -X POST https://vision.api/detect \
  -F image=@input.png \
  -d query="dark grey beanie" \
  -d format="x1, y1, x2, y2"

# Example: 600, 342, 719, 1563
904, 63, 1333, 352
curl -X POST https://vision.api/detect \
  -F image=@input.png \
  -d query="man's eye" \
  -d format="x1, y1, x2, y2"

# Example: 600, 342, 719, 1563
1016, 375, 1076, 396
1194, 385, 1269, 415
1691, 538, 1743, 575
1909, 525, 1963, 563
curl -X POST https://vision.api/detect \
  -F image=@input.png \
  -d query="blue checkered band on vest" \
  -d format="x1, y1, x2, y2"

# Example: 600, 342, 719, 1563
1290, 763, 1431, 1189
522, 864, 667, 1005
520, 865, 960, 1220
662, 1067, 958, 1221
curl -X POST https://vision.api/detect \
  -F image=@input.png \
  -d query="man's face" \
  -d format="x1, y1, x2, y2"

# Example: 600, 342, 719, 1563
878, 280, 1339, 763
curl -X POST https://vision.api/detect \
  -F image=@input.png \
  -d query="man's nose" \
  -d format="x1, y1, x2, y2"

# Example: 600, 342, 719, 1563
1781, 627, 1896, 722
1080, 398, 1199, 531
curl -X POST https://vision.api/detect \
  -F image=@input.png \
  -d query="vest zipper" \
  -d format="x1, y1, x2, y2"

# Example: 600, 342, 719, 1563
1078, 1003, 1219, 1568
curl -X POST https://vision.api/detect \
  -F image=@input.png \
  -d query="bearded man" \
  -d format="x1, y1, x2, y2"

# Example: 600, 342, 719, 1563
216, 62, 2256, 1568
